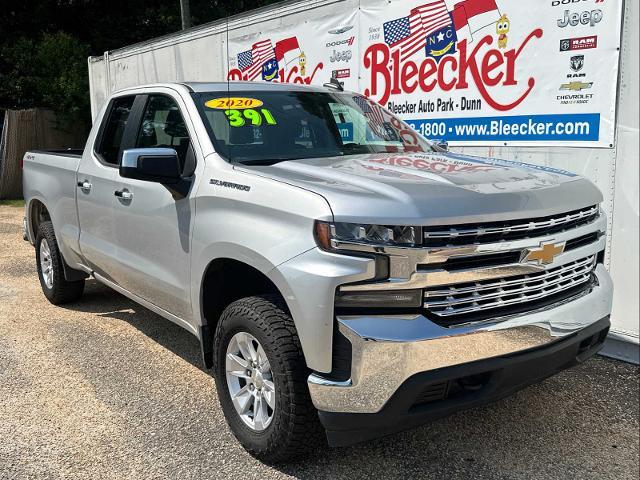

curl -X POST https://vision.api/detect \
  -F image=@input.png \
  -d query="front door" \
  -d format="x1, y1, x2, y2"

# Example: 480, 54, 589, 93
110, 93, 196, 320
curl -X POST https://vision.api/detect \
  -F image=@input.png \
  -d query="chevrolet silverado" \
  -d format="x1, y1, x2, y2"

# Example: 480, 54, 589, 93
22, 81, 613, 462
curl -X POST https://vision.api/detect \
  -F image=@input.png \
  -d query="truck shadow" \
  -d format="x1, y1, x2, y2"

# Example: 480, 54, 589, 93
57, 281, 637, 480
61, 279, 207, 373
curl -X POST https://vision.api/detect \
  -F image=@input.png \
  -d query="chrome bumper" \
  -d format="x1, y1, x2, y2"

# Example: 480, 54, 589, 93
308, 264, 613, 414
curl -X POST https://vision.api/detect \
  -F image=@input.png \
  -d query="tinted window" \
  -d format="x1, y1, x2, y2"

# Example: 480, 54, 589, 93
136, 95, 190, 168
192, 91, 435, 164
97, 96, 135, 165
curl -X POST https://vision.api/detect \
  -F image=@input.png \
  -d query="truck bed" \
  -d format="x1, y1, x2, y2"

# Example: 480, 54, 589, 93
23, 149, 84, 270
29, 148, 84, 158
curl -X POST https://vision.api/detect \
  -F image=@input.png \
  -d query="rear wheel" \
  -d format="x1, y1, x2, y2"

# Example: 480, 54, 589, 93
35, 221, 85, 304
213, 295, 323, 463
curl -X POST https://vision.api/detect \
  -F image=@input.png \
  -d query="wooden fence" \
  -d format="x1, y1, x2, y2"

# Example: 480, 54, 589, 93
0, 109, 86, 199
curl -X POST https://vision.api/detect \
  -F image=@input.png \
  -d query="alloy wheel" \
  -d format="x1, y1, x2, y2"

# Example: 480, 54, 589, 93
39, 239, 54, 289
225, 331, 276, 431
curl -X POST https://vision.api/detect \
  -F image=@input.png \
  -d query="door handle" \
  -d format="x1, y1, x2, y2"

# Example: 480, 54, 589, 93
114, 189, 133, 200
77, 180, 92, 192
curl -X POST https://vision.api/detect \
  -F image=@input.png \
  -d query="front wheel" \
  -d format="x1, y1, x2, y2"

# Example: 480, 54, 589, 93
35, 221, 84, 305
213, 295, 323, 462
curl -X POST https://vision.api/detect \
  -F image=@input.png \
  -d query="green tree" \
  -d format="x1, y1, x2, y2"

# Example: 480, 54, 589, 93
0, 0, 283, 128
0, 33, 89, 125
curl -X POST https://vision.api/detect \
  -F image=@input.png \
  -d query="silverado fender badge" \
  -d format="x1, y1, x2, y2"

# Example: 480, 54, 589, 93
522, 241, 566, 265
210, 179, 251, 192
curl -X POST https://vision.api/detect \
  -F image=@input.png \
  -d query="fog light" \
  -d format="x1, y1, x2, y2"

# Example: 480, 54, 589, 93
335, 289, 422, 308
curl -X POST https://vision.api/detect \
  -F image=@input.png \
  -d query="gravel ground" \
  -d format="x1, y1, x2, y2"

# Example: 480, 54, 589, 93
0, 204, 638, 480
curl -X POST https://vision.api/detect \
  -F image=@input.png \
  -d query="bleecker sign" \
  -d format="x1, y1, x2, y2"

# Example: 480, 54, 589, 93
227, 0, 623, 147
363, 30, 542, 109
359, 0, 622, 147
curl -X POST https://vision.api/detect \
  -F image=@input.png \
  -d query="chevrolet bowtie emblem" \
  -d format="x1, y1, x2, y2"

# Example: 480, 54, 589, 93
522, 241, 566, 265
560, 81, 593, 91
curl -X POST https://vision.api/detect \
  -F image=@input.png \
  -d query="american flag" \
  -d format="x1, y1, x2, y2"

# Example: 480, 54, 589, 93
353, 96, 389, 139
237, 39, 276, 81
383, 1, 452, 61
353, 95, 373, 113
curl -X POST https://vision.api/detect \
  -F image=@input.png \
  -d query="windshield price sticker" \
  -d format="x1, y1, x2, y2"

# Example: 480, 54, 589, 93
225, 108, 278, 127
205, 97, 264, 109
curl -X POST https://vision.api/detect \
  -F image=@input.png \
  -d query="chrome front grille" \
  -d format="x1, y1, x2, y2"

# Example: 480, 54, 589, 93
424, 255, 597, 319
337, 204, 606, 324
423, 205, 599, 247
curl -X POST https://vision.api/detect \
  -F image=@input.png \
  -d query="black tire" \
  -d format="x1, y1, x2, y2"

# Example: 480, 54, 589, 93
213, 295, 324, 463
35, 221, 85, 305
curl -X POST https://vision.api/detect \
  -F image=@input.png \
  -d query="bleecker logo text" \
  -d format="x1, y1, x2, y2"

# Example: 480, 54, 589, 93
363, 31, 543, 110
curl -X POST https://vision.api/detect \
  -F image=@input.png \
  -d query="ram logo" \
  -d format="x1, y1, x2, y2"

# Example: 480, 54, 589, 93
570, 55, 584, 72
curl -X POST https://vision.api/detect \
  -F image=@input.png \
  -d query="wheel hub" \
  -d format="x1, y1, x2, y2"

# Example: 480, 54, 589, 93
39, 239, 53, 289
253, 370, 265, 390
225, 332, 275, 431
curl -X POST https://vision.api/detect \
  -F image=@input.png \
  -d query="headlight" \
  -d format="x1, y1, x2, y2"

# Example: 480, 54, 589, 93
315, 221, 423, 309
314, 221, 421, 250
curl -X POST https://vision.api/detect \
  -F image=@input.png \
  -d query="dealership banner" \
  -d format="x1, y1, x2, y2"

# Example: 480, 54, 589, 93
225, 0, 623, 147
360, 0, 622, 147
226, 11, 359, 91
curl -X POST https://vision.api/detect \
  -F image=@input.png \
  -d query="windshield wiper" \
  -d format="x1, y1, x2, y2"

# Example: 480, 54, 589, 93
339, 143, 371, 155
235, 157, 306, 166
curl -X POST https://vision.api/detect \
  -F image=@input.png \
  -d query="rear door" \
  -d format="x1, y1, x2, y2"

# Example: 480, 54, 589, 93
109, 92, 197, 320
77, 94, 139, 278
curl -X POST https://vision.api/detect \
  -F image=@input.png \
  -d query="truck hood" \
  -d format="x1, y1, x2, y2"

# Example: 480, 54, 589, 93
237, 152, 602, 225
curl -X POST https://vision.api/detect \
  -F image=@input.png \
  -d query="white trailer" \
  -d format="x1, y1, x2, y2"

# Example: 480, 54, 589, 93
87, 0, 638, 363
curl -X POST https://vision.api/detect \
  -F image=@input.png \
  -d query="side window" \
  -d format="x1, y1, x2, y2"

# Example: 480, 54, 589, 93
136, 95, 190, 168
97, 96, 135, 165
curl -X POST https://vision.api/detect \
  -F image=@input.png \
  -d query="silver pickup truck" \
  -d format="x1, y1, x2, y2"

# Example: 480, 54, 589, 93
22, 81, 613, 462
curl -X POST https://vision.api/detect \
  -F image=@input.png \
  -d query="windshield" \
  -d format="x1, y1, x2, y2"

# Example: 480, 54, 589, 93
192, 90, 436, 164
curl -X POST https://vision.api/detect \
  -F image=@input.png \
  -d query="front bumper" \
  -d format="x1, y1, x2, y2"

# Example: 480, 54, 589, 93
318, 315, 610, 447
308, 264, 613, 416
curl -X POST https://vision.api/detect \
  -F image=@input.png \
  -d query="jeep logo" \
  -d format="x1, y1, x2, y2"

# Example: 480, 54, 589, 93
557, 9, 603, 27
329, 49, 353, 63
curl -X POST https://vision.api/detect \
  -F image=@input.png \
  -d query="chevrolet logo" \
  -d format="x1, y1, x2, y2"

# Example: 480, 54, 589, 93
522, 241, 566, 265
560, 81, 593, 91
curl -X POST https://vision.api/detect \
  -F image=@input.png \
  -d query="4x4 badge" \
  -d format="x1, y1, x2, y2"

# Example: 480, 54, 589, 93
522, 241, 566, 265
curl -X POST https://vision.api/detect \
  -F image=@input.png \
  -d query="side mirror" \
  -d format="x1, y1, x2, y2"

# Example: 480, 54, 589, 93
120, 148, 181, 184
434, 139, 449, 151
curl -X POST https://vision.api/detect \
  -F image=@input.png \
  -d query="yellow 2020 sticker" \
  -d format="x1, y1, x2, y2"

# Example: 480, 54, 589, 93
205, 97, 264, 110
